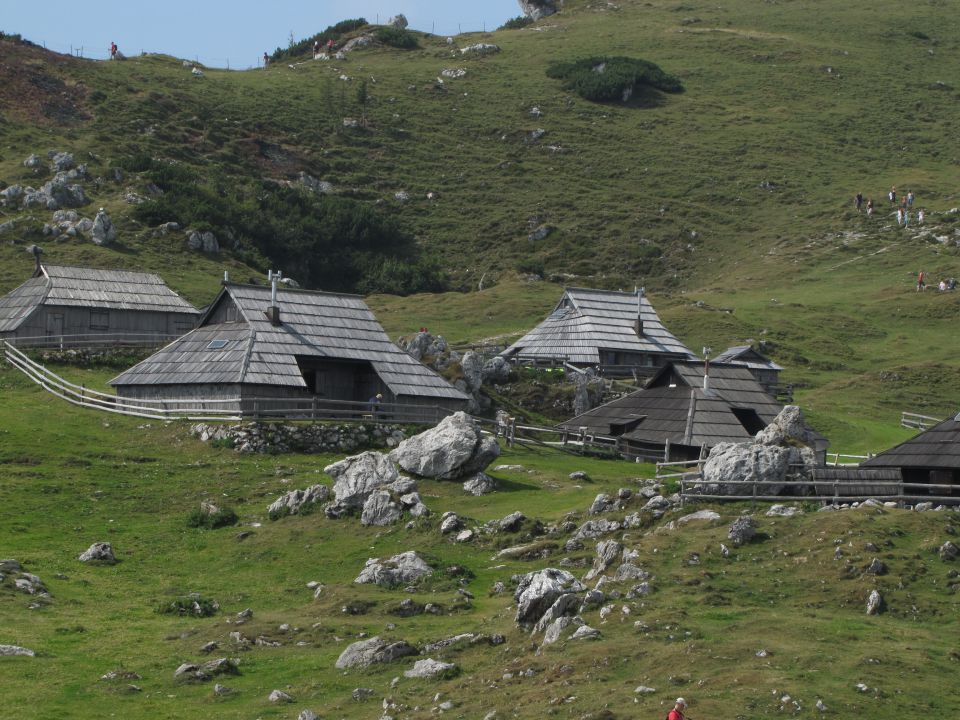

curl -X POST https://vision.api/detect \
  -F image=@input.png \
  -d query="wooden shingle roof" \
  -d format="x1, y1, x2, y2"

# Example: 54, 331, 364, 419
501, 287, 696, 364
0, 264, 198, 333
111, 283, 468, 401
713, 345, 783, 372
862, 413, 960, 470
559, 361, 784, 448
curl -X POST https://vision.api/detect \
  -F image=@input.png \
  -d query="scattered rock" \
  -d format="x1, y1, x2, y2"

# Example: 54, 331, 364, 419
728, 516, 758, 546
519, 0, 560, 20
404, 658, 458, 679
213, 683, 233, 696
939, 541, 958, 560
766, 504, 803, 517
460, 43, 501, 56
865, 558, 887, 575
325, 451, 400, 510
335, 636, 417, 669
174, 657, 239, 682
585, 540, 622, 581
269, 689, 293, 703
570, 624, 600, 640
298, 712, 319, 720
23, 154, 43, 168
78, 542, 116, 564
542, 615, 583, 645
50, 151, 75, 172
354, 551, 433, 587
866, 589, 883, 615
463, 472, 497, 495
440, 513, 465, 535
387, 14, 408, 28
0, 645, 35, 657
677, 509, 721, 525
361, 490, 404, 526
499, 511, 526, 532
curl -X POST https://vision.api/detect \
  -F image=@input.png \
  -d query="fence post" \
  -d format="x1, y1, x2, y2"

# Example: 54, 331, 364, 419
664, 439, 671, 463
509, 417, 517, 448
312, 395, 318, 420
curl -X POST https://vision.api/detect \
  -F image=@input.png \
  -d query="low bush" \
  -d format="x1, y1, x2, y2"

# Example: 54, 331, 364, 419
375, 26, 419, 49
272, 18, 367, 61
156, 595, 220, 617
185, 506, 238, 529
499, 16, 533, 30
546, 56, 683, 102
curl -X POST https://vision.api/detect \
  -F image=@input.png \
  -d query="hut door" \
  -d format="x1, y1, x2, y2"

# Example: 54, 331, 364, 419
46, 313, 64, 338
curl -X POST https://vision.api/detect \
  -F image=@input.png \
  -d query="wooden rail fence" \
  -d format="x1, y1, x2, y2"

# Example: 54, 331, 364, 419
901, 411, 944, 431
2, 341, 452, 425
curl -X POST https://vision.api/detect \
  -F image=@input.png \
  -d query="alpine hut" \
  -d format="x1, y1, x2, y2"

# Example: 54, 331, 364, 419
0, 254, 199, 347
109, 276, 469, 420
500, 287, 696, 378
861, 413, 960, 501
713, 345, 784, 396
559, 360, 827, 462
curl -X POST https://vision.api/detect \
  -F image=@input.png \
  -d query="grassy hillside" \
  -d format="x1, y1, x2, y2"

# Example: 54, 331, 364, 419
1, 0, 960, 437
1, 362, 959, 719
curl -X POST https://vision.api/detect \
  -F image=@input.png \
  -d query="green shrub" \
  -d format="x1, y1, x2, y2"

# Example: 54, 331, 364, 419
156, 595, 220, 617
546, 56, 683, 102
272, 18, 367, 61
517, 258, 545, 276
375, 26, 419, 49
185, 506, 238, 529
209, 437, 235, 450
499, 16, 534, 30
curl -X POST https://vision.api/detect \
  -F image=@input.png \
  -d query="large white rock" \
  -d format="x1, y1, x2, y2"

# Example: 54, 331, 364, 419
267, 484, 329, 516
584, 540, 622, 581
403, 658, 458, 678
360, 490, 403, 526
518, 0, 560, 20
78, 542, 116, 564
755, 405, 817, 447
702, 442, 791, 493
325, 451, 399, 507
91, 208, 117, 246
389, 412, 499, 480
514, 568, 585, 629
0, 645, 35, 656
354, 551, 433, 587
335, 636, 417, 668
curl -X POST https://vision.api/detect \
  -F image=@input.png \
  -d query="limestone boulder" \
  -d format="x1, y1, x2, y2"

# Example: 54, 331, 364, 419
514, 568, 585, 629
728, 516, 758, 546
361, 490, 404, 526
463, 472, 496, 495
755, 405, 818, 447
267, 484, 330, 517
390, 412, 499, 480
482, 356, 511, 384
78, 542, 116, 564
702, 442, 791, 494
354, 551, 433, 587
325, 451, 399, 508
335, 636, 417, 668
387, 14, 408, 28
584, 540, 622, 581
403, 658, 458, 679
91, 209, 117, 246
0, 644, 35, 656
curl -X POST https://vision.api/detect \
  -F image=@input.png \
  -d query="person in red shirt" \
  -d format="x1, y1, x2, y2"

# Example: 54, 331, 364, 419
667, 698, 687, 720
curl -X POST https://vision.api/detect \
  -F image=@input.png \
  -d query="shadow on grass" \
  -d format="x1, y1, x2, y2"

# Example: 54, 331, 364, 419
488, 475, 540, 492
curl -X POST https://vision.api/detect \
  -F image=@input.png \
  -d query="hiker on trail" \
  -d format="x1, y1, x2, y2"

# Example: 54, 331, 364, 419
313, 39, 321, 57
939, 279, 947, 292
110, 42, 118, 59
327, 38, 335, 54
907, 190, 915, 208
263, 52, 269, 68
855, 192, 863, 212
896, 208, 904, 226
889, 186, 897, 204
904, 209, 911, 227
948, 277, 957, 291
917, 270, 926, 292
667, 698, 687, 720
866, 198, 874, 216
918, 208, 925, 224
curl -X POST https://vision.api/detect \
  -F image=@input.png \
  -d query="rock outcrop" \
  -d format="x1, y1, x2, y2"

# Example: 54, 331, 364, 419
518, 0, 561, 20
514, 568, 585, 629
78, 542, 116, 564
267, 484, 330, 517
390, 412, 499, 480
325, 451, 400, 509
91, 208, 117, 246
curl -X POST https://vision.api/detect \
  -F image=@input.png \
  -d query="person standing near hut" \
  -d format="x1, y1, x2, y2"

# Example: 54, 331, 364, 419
368, 393, 383, 419
917, 270, 926, 292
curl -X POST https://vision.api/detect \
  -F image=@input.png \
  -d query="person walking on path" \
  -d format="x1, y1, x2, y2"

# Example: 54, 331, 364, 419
889, 186, 897, 205
918, 208, 925, 224
855, 192, 863, 212
904, 209, 911, 227
896, 207, 904, 226
907, 190, 915, 208
866, 198, 874, 216
110, 41, 118, 59
313, 39, 321, 58
263, 52, 270, 68
668, 698, 688, 720
327, 38, 335, 54
917, 270, 926, 292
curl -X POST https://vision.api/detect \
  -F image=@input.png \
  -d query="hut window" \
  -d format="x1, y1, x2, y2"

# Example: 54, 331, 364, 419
89, 310, 109, 330
207, 339, 229, 350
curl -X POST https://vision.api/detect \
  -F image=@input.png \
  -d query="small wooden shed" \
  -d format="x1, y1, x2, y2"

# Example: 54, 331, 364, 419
110, 281, 469, 416
861, 414, 960, 498
0, 263, 199, 347
500, 287, 696, 378
559, 361, 827, 462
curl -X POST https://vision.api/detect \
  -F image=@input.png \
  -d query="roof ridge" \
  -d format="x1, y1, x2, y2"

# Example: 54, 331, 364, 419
225, 282, 365, 299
